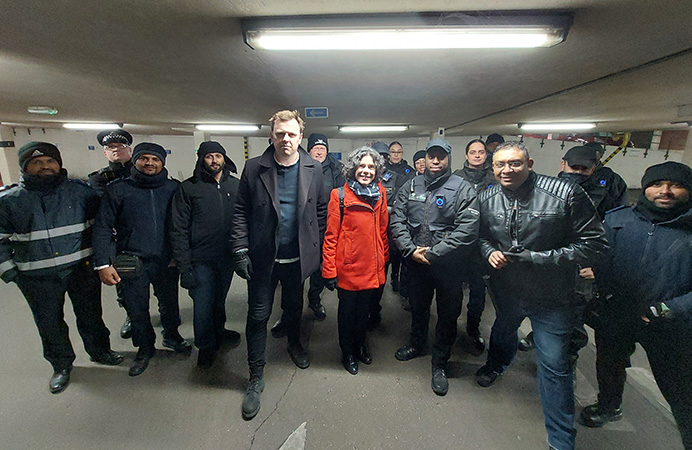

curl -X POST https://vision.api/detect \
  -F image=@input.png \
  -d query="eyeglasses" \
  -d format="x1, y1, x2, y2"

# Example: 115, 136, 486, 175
105, 143, 130, 150
493, 160, 525, 170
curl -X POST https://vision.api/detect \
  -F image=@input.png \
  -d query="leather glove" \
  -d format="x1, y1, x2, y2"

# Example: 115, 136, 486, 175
324, 278, 337, 291
502, 249, 533, 263
233, 250, 252, 280
180, 269, 198, 290
645, 301, 673, 321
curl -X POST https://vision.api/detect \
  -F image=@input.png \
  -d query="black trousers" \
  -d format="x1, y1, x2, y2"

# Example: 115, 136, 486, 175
118, 259, 181, 352
246, 261, 304, 378
306, 268, 325, 308
463, 263, 486, 333
595, 313, 692, 449
16, 261, 111, 371
338, 287, 381, 356
407, 260, 464, 369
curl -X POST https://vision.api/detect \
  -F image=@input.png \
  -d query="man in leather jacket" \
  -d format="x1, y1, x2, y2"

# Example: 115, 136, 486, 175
474, 141, 607, 450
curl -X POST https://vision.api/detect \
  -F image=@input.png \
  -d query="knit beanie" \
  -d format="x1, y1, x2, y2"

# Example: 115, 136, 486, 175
413, 150, 427, 163
486, 133, 505, 145
17, 141, 63, 170
196, 141, 237, 173
308, 133, 329, 152
132, 142, 167, 164
641, 161, 692, 192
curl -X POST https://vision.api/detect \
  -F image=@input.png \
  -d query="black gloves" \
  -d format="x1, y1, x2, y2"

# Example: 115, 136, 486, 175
645, 302, 673, 321
180, 269, 198, 290
233, 250, 252, 280
325, 278, 337, 291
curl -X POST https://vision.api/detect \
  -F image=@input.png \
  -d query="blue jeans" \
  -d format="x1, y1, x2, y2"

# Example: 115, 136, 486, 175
487, 296, 580, 450
188, 259, 234, 350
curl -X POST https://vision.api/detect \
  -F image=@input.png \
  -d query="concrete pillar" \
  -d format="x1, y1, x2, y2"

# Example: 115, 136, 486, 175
0, 126, 20, 186
681, 129, 692, 167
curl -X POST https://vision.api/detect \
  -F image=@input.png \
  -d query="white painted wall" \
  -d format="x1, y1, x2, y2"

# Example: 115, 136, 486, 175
4, 127, 683, 189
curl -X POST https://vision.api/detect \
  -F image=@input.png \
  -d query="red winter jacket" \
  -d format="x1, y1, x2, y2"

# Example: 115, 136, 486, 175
322, 183, 389, 291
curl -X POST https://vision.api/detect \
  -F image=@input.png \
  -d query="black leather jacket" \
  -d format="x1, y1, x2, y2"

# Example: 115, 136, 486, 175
479, 171, 608, 304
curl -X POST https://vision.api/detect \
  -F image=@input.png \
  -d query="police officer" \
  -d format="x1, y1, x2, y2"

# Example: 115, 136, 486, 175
88, 128, 134, 340
390, 138, 480, 396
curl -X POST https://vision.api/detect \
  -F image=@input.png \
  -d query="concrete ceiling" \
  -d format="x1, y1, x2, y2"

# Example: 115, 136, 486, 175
1, 0, 691, 137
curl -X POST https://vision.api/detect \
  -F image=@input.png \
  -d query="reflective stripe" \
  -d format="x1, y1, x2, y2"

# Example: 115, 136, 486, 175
0, 233, 12, 239
0, 260, 17, 276
15, 248, 92, 271
9, 220, 94, 242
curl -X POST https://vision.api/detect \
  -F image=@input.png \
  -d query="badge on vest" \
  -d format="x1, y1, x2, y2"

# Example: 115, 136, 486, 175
435, 195, 445, 206
383, 172, 392, 181
599, 179, 607, 186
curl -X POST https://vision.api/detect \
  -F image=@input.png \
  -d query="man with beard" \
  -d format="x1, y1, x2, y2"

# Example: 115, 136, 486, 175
231, 110, 327, 420
170, 141, 241, 369
89, 128, 135, 340
579, 162, 692, 449
94, 143, 191, 377
390, 138, 480, 396
475, 141, 607, 450
0, 142, 123, 394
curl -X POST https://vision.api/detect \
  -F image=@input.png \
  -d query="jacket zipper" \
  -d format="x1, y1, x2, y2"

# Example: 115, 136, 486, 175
510, 198, 519, 247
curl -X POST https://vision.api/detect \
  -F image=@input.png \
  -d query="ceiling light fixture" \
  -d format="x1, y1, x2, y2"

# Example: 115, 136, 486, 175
518, 123, 597, 131
339, 125, 409, 133
27, 106, 59, 115
63, 123, 120, 130
195, 124, 261, 132
242, 11, 573, 50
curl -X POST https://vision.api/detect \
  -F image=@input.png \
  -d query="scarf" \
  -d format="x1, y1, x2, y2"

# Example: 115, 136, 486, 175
635, 192, 692, 223
131, 166, 169, 188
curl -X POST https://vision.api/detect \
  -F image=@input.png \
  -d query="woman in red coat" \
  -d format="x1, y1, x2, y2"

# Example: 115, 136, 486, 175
322, 146, 389, 375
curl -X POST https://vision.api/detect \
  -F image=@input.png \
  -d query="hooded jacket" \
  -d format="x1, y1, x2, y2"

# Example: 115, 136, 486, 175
322, 182, 389, 291
169, 158, 239, 273
453, 161, 496, 193
0, 171, 98, 281
478, 171, 608, 304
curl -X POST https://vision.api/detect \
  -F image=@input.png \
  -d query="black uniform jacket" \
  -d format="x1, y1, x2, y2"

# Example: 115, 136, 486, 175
230, 145, 328, 281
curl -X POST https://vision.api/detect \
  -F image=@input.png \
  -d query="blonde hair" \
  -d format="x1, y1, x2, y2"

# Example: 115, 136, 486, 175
269, 110, 305, 133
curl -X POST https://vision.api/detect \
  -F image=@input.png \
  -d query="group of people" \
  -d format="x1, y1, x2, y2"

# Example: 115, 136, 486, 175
1, 109, 690, 450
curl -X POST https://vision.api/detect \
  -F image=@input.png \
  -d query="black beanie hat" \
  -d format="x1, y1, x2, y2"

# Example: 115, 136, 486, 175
17, 141, 63, 170
132, 142, 167, 165
641, 162, 692, 192
413, 150, 427, 163
486, 133, 505, 145
308, 133, 329, 152
196, 141, 237, 173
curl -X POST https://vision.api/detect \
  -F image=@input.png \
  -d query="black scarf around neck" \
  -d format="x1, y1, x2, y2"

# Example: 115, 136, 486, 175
21, 169, 67, 192
635, 192, 692, 223
131, 166, 169, 188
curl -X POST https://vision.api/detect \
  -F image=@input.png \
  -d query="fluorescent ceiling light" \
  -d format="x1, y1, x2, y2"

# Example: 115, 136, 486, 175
63, 123, 119, 130
339, 125, 409, 133
195, 124, 261, 132
28, 106, 59, 115
242, 12, 573, 50
518, 123, 597, 131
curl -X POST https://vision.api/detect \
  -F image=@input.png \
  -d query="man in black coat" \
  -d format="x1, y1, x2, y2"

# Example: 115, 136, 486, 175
170, 141, 241, 369
579, 162, 692, 449
0, 142, 123, 394
231, 110, 327, 420
88, 128, 134, 340
94, 143, 191, 377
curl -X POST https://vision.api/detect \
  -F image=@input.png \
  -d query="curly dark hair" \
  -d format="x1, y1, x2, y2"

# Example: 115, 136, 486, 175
342, 146, 386, 182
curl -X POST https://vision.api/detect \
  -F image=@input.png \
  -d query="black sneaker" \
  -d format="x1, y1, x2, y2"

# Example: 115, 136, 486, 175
197, 348, 216, 369
288, 344, 310, 369
475, 364, 501, 387
242, 377, 265, 420
431, 367, 449, 396
578, 403, 623, 428
162, 333, 192, 354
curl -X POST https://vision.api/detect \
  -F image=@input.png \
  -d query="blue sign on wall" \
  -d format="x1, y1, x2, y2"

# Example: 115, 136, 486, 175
305, 107, 328, 119
88, 145, 95, 150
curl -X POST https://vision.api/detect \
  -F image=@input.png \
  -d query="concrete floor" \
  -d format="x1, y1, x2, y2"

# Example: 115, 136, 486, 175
0, 278, 685, 450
